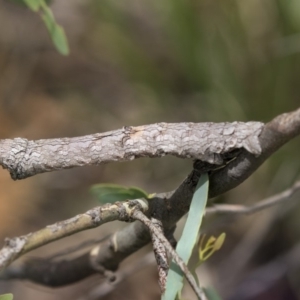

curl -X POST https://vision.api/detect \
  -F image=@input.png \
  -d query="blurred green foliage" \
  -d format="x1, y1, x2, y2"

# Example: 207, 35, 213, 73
1, 1, 300, 298
88, 0, 299, 119
85, 0, 300, 191
0, 294, 13, 300
10, 0, 69, 55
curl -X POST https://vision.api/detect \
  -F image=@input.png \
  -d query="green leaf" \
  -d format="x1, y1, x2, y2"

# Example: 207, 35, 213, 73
163, 173, 209, 300
0, 294, 13, 300
90, 184, 149, 204
10, 0, 69, 55
40, 5, 69, 55
23, 0, 42, 11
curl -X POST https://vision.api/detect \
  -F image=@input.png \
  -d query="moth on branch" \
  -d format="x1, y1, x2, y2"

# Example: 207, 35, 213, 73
0, 122, 263, 179
0, 107, 299, 289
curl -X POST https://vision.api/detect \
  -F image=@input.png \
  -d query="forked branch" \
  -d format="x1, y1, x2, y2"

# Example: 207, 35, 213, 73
0, 199, 149, 271
0, 107, 299, 288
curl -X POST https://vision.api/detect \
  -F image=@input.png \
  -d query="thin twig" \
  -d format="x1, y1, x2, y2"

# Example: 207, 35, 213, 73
0, 199, 149, 271
77, 252, 156, 300
132, 209, 207, 300
48, 235, 110, 261
150, 217, 169, 292
1, 108, 300, 287
206, 180, 300, 216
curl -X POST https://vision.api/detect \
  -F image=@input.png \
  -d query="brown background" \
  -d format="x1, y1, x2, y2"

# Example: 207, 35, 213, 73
0, 0, 300, 299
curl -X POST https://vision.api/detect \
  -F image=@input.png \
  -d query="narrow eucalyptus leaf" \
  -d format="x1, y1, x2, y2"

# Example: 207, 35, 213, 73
11, 0, 68, 55
41, 5, 69, 55
163, 173, 209, 300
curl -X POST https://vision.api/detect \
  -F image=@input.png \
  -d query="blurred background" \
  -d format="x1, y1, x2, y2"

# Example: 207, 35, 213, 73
0, 0, 300, 299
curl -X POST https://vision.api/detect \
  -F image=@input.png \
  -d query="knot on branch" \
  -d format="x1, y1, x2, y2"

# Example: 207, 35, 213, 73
118, 199, 149, 222
2, 138, 29, 180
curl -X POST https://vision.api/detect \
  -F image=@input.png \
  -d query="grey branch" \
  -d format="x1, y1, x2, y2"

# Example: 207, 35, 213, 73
206, 180, 300, 216
132, 209, 207, 300
76, 252, 156, 300
150, 217, 169, 293
0, 199, 149, 271
208, 107, 300, 197
0, 122, 263, 179
0, 107, 300, 288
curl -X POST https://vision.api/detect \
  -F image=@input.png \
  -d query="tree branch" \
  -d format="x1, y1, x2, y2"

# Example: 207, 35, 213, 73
76, 252, 156, 300
0, 107, 300, 288
208, 107, 300, 197
206, 180, 300, 216
0, 199, 149, 271
150, 216, 168, 292
132, 209, 207, 300
0, 122, 263, 179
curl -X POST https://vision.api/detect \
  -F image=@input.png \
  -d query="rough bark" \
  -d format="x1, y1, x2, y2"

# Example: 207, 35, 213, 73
0, 122, 263, 179
0, 107, 300, 288
0, 199, 149, 271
